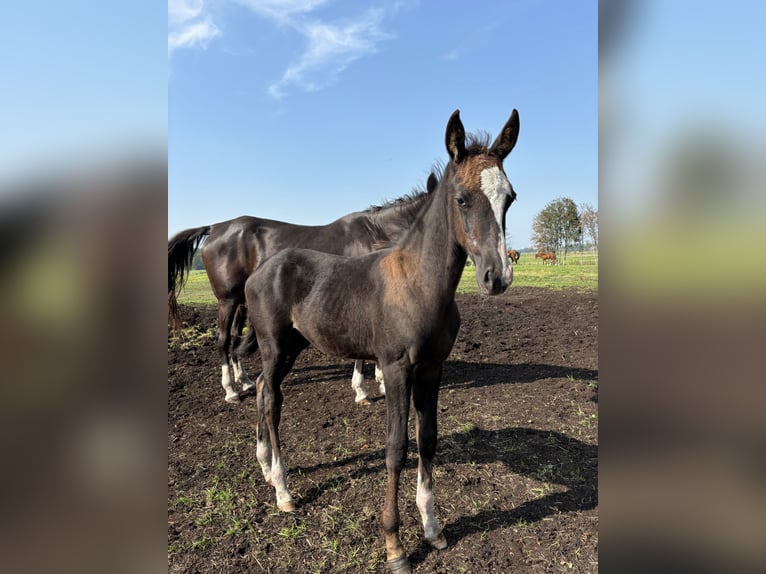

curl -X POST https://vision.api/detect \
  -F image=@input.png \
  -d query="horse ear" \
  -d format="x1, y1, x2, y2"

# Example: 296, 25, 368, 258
445, 109, 466, 163
490, 109, 519, 160
426, 172, 438, 193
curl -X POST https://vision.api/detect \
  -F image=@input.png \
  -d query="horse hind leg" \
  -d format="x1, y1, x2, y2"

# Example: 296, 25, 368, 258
217, 299, 240, 403
254, 374, 272, 484
259, 335, 308, 513
256, 365, 293, 511
230, 304, 256, 393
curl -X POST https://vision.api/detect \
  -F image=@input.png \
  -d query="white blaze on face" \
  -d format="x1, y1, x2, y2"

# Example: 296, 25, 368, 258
479, 166, 513, 284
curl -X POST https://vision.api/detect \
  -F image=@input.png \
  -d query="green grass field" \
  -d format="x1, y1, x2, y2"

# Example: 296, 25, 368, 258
175, 251, 597, 306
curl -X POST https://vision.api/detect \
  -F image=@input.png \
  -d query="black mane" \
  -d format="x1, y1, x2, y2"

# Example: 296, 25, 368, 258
367, 165, 442, 214
465, 130, 493, 154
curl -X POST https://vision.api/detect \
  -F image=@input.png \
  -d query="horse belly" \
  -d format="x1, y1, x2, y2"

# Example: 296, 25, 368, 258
292, 307, 375, 361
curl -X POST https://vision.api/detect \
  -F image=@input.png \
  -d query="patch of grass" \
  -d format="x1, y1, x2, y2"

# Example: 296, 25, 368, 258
448, 415, 477, 433
168, 323, 216, 350
224, 517, 251, 536
177, 250, 597, 307
190, 537, 212, 551
577, 406, 597, 428
529, 482, 555, 499
513, 518, 531, 530
174, 494, 199, 508
534, 463, 556, 482
278, 522, 307, 540
175, 270, 217, 306
458, 250, 598, 293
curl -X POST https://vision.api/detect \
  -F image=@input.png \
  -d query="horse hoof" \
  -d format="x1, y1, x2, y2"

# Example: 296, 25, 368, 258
241, 381, 256, 392
356, 398, 371, 407
278, 501, 296, 513
224, 394, 240, 404
386, 556, 412, 574
426, 532, 448, 550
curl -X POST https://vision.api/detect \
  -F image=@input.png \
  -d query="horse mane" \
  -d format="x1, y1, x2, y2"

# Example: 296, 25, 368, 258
367, 164, 442, 214
465, 130, 493, 154
363, 167, 442, 247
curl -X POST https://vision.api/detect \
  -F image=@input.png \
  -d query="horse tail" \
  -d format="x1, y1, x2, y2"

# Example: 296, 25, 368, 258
235, 320, 260, 358
168, 225, 210, 330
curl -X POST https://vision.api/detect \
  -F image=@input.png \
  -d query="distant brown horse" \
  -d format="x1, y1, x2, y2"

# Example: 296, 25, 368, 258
535, 251, 556, 265
507, 249, 520, 264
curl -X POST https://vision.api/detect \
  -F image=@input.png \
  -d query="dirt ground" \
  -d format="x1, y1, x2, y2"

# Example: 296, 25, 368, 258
168, 287, 598, 573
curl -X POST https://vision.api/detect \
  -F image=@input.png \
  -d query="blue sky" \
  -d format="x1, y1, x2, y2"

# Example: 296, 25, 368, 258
168, 0, 598, 249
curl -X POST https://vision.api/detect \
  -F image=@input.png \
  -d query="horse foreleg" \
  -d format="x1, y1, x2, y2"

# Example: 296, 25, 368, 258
380, 361, 413, 573
413, 365, 447, 550
376, 363, 386, 396
352, 360, 370, 404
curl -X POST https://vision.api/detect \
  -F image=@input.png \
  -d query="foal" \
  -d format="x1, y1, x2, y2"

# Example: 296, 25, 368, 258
243, 109, 519, 573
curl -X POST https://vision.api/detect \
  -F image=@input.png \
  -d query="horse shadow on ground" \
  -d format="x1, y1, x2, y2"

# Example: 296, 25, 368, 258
409, 426, 597, 567
282, 359, 597, 390
291, 426, 596, 566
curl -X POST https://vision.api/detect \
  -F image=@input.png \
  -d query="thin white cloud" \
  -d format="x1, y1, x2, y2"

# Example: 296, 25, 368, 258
168, 0, 220, 55
169, 0, 205, 26
169, 1, 394, 97
232, 0, 330, 24
169, 17, 220, 53
268, 9, 391, 98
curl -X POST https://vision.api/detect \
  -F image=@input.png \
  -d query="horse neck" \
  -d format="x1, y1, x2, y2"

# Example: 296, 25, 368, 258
398, 164, 467, 301
369, 193, 430, 243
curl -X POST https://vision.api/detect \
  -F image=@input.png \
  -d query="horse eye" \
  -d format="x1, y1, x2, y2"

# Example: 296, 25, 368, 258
455, 196, 468, 207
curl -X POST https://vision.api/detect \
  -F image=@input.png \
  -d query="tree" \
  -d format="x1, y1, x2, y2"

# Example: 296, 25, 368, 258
531, 197, 582, 264
191, 248, 205, 270
579, 203, 598, 252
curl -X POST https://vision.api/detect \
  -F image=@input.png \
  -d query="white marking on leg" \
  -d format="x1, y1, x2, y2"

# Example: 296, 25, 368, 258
222, 365, 239, 402
233, 359, 256, 391
256, 437, 272, 483
480, 166, 514, 286
416, 469, 441, 541
352, 360, 368, 403
271, 453, 294, 510
375, 363, 386, 396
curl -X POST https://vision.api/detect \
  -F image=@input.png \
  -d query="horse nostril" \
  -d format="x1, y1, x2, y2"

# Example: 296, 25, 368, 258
483, 269, 492, 286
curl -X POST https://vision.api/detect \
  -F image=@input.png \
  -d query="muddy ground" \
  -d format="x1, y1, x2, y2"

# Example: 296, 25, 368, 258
168, 287, 598, 573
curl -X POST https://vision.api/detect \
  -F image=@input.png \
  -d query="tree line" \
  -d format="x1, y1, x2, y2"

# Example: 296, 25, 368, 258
530, 197, 597, 264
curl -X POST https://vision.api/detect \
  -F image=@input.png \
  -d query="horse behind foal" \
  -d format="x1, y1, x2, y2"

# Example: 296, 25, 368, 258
167, 175, 436, 404
508, 249, 520, 264
243, 109, 519, 573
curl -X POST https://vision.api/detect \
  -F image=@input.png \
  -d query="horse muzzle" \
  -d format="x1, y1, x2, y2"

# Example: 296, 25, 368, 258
479, 263, 512, 295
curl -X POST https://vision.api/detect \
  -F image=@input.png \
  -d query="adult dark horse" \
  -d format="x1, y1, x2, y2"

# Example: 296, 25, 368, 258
508, 248, 520, 264
241, 109, 519, 573
168, 177, 436, 403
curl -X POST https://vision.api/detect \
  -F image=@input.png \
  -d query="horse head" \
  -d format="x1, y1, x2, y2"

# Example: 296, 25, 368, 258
444, 109, 519, 295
